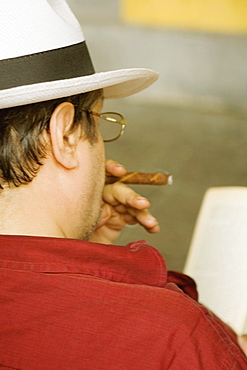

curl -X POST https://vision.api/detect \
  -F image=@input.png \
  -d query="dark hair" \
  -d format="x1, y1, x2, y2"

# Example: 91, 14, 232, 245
0, 89, 103, 187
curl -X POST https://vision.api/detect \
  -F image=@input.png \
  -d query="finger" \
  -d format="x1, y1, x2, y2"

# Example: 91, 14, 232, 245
102, 209, 127, 231
125, 207, 160, 233
105, 159, 127, 177
124, 214, 139, 225
112, 205, 159, 230
114, 204, 159, 231
114, 204, 128, 214
104, 182, 150, 210
97, 203, 128, 230
146, 224, 160, 233
124, 213, 160, 233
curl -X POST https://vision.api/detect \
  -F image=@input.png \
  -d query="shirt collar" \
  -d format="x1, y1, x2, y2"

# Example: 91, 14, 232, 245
0, 235, 167, 288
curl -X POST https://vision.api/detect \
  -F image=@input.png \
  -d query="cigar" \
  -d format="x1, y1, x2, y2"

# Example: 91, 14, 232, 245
105, 172, 173, 185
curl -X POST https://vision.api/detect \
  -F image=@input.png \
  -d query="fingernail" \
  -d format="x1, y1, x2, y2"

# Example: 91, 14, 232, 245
116, 165, 126, 171
136, 196, 147, 201
146, 214, 157, 222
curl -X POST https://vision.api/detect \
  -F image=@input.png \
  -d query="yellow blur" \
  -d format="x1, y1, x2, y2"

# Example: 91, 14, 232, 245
121, 0, 247, 34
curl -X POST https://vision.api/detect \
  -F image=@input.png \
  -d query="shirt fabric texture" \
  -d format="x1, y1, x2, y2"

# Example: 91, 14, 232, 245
0, 234, 246, 369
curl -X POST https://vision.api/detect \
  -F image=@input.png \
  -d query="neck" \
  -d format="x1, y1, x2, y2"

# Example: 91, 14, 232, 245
0, 182, 65, 238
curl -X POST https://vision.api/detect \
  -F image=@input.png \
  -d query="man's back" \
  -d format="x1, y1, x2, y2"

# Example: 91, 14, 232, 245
1, 235, 246, 369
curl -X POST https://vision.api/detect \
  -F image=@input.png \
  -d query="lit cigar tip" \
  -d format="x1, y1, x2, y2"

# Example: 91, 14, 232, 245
167, 175, 173, 185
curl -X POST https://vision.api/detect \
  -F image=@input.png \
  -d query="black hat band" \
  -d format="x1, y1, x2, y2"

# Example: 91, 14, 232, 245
0, 41, 95, 90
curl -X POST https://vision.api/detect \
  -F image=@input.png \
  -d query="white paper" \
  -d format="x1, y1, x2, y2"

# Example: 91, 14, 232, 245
184, 187, 247, 335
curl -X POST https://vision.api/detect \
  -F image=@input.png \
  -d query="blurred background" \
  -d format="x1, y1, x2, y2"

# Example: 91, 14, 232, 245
67, 0, 247, 271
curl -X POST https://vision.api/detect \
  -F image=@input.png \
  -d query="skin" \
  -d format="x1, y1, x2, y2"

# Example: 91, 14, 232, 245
91, 159, 160, 244
0, 98, 159, 244
238, 335, 247, 356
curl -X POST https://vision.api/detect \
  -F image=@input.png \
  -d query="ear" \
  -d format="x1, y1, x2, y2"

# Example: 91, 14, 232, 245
49, 102, 79, 169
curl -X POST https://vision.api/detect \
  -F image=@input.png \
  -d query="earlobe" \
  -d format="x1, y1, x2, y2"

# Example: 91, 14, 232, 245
49, 102, 79, 169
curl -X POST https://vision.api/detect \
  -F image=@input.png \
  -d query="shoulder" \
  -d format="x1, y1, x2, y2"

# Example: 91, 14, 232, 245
103, 280, 247, 369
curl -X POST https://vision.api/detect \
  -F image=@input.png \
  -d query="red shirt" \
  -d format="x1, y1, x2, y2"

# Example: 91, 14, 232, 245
0, 235, 246, 369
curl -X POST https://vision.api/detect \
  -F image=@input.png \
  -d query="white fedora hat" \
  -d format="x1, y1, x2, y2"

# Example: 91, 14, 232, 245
0, 0, 158, 109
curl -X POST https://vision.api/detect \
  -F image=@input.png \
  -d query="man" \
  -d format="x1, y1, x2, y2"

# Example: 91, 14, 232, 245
0, 1, 246, 369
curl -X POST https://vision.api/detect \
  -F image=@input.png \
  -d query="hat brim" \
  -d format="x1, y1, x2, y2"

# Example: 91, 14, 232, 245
0, 68, 158, 109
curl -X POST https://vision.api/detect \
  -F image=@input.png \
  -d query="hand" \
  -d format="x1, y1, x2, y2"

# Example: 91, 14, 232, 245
238, 335, 247, 356
89, 160, 160, 244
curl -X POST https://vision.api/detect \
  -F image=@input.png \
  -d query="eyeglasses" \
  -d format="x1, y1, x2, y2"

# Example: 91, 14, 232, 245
82, 109, 127, 142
